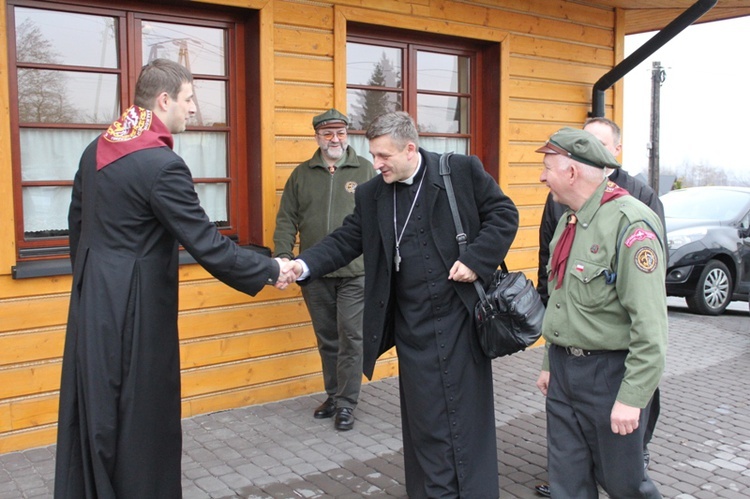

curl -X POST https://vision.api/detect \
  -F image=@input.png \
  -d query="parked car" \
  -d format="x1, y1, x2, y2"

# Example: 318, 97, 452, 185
661, 186, 750, 315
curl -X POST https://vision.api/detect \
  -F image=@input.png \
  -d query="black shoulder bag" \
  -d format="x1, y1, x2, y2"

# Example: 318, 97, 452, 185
439, 152, 545, 358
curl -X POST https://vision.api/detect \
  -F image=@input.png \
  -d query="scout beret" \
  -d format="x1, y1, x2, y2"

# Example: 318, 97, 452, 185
536, 127, 621, 169
312, 108, 349, 130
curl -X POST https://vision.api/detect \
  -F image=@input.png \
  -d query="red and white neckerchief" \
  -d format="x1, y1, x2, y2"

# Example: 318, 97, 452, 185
549, 181, 629, 289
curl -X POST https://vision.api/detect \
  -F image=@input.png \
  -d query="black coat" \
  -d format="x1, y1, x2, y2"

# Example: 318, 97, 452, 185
298, 148, 519, 379
299, 149, 518, 496
55, 142, 278, 499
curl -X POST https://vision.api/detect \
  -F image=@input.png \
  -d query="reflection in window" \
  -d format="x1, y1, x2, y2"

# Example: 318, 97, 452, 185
346, 89, 402, 130
188, 80, 227, 127
416, 95, 469, 134
347, 43, 402, 86
15, 8, 118, 68
12, 5, 236, 242
142, 21, 226, 76
17, 70, 119, 124
347, 43, 402, 131
142, 21, 230, 224
417, 52, 469, 93
347, 37, 473, 156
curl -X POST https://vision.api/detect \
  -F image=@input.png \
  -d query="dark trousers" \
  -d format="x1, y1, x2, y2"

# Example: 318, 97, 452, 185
301, 276, 365, 409
547, 345, 661, 499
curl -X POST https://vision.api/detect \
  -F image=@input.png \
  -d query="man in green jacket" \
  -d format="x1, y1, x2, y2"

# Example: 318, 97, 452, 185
273, 109, 375, 431
535, 127, 667, 498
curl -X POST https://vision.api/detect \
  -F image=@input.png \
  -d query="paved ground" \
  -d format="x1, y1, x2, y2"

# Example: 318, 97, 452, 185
0, 299, 747, 498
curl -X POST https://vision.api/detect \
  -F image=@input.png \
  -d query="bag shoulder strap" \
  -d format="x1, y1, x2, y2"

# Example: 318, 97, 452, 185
439, 152, 491, 303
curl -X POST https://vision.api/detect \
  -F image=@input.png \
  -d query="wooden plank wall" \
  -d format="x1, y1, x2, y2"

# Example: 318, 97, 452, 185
0, 0, 618, 452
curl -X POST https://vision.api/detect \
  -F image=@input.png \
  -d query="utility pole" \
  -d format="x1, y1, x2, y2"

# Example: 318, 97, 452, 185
648, 61, 666, 194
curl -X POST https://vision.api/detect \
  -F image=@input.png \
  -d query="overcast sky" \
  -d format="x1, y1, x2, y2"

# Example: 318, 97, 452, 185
623, 15, 750, 181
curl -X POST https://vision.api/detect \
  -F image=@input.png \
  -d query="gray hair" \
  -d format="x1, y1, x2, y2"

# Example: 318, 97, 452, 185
577, 161, 609, 183
583, 116, 621, 147
134, 59, 193, 109
365, 111, 419, 149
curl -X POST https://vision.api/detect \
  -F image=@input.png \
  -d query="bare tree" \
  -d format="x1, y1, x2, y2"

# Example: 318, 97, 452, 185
16, 19, 77, 123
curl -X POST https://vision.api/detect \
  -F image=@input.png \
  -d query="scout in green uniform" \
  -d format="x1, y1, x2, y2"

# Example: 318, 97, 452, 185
535, 127, 667, 499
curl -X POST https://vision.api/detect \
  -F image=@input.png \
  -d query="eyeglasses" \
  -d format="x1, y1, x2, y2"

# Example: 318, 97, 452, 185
317, 130, 348, 141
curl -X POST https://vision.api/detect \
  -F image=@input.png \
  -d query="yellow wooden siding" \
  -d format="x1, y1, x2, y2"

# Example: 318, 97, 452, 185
0, 0, 622, 452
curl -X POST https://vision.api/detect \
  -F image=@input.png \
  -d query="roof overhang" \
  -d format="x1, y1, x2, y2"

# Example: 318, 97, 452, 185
590, 0, 750, 34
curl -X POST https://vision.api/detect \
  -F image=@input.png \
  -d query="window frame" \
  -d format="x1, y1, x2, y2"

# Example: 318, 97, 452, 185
346, 23, 499, 177
6, 0, 261, 266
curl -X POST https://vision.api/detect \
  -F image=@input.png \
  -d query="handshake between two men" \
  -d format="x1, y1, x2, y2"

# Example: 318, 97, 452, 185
271, 256, 479, 290
272, 258, 305, 290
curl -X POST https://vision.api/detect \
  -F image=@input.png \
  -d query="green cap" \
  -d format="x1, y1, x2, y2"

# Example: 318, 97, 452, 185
312, 108, 349, 130
536, 127, 621, 169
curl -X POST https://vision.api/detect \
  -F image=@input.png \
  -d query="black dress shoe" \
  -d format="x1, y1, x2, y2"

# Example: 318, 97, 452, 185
334, 407, 354, 431
644, 449, 651, 470
534, 483, 551, 497
313, 397, 336, 419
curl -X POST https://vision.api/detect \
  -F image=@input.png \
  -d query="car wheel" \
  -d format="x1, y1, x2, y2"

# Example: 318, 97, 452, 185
685, 260, 733, 315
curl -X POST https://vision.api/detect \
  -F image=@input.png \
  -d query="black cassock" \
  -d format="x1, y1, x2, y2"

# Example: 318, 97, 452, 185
298, 149, 519, 498
393, 177, 498, 498
55, 143, 277, 498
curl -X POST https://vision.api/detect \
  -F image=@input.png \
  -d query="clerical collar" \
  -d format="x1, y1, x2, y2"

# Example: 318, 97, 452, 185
398, 153, 422, 185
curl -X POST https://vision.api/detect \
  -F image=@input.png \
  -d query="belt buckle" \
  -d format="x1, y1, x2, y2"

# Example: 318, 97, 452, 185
568, 347, 584, 357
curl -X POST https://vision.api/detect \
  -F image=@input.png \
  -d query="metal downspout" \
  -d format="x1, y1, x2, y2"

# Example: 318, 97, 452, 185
590, 0, 717, 117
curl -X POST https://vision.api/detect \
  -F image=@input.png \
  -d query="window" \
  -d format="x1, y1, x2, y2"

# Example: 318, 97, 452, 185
7, 0, 259, 262
346, 25, 498, 171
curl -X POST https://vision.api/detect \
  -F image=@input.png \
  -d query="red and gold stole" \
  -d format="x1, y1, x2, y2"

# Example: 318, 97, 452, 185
96, 105, 173, 170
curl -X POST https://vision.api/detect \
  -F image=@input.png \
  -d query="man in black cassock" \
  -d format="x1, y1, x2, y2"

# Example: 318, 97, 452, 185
285, 112, 519, 497
55, 59, 290, 498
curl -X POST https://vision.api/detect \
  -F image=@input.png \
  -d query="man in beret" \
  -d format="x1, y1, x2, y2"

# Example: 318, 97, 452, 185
273, 108, 375, 430
533, 117, 664, 497
535, 127, 667, 498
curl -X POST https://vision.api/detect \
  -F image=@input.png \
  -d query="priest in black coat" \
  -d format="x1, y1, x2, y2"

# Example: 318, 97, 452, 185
287, 112, 519, 498
55, 59, 288, 498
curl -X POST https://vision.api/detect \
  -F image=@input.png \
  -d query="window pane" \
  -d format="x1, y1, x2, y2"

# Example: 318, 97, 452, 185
23, 186, 72, 235
417, 52, 469, 93
174, 132, 227, 178
195, 183, 228, 224
18, 69, 119, 124
347, 43, 402, 88
347, 89, 402, 130
189, 80, 226, 127
15, 8, 118, 68
419, 136, 469, 155
20, 129, 100, 181
346, 135, 371, 164
142, 21, 226, 76
417, 94, 469, 134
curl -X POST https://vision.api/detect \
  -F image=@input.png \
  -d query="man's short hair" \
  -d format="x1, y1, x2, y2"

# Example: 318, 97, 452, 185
365, 111, 419, 149
583, 116, 621, 146
134, 59, 193, 109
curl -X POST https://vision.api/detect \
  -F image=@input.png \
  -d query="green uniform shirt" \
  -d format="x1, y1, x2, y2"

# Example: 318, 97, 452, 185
542, 180, 668, 408
273, 146, 375, 278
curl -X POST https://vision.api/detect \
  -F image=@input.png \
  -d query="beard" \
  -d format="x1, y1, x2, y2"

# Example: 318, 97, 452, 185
323, 143, 347, 161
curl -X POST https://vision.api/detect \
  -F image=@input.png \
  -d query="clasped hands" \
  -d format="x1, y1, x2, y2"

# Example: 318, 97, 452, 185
273, 258, 303, 290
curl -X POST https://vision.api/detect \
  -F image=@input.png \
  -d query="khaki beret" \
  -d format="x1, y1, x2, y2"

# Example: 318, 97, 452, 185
536, 127, 621, 169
